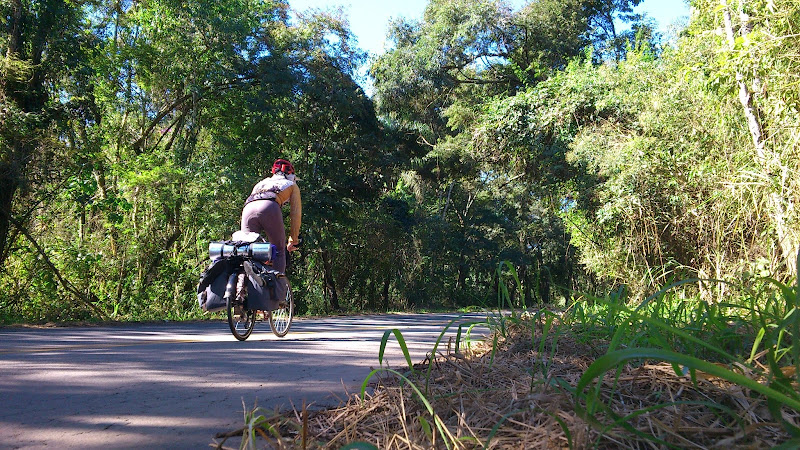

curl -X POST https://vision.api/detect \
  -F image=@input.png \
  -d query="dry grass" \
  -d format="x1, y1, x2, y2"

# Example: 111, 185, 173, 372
215, 318, 796, 449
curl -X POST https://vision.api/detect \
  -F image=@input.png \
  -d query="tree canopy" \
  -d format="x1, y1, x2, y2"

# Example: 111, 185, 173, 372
2, 0, 799, 322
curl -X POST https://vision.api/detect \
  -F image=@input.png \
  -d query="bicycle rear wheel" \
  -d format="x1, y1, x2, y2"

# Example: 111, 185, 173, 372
227, 296, 256, 341
268, 284, 293, 337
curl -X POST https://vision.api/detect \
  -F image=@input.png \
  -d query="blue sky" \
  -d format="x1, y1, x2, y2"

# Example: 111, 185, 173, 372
288, 0, 692, 58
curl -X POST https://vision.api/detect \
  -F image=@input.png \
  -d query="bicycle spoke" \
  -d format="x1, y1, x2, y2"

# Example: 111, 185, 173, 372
228, 296, 255, 341
269, 285, 293, 337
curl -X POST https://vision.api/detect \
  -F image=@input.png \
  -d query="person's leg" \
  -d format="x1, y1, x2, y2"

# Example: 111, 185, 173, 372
241, 200, 286, 272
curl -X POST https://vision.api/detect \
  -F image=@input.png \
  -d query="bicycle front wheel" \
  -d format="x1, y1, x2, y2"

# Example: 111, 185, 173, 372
227, 296, 256, 341
268, 284, 293, 338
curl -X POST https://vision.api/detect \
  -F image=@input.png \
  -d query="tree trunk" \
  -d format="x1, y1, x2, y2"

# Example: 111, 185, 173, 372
321, 248, 340, 311
0, 0, 24, 267
6, 0, 22, 60
456, 262, 467, 291
367, 277, 376, 311
721, 0, 765, 158
382, 274, 390, 311
143, 200, 183, 288
721, 0, 798, 277
519, 264, 529, 308
0, 171, 19, 266
0, 0, 49, 267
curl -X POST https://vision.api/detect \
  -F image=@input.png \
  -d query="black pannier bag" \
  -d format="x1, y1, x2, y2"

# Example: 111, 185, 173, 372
197, 258, 233, 312
243, 260, 288, 311
197, 272, 229, 312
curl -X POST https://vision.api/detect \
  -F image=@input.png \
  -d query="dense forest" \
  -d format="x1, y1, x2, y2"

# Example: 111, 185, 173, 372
1, 0, 798, 323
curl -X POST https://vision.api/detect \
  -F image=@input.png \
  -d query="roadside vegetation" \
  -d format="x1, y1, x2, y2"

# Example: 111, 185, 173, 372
218, 262, 800, 448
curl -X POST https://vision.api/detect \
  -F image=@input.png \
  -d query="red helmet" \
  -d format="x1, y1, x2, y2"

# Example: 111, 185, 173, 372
271, 158, 295, 175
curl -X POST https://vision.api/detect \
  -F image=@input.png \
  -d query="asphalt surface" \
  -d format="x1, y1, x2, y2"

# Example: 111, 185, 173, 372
0, 312, 495, 449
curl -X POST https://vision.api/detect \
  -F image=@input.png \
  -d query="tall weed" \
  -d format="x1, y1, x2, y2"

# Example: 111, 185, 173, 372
569, 270, 800, 441
492, 258, 800, 443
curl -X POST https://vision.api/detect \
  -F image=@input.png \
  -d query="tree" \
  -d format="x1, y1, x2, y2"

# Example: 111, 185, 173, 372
367, 0, 649, 306
686, 0, 800, 277
0, 0, 89, 266
0, 0, 396, 321
472, 0, 800, 295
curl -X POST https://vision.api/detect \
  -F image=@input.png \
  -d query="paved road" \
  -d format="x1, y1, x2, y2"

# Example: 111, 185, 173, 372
0, 312, 495, 449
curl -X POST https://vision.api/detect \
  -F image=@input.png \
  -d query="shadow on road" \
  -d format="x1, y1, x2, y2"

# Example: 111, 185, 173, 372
0, 311, 496, 449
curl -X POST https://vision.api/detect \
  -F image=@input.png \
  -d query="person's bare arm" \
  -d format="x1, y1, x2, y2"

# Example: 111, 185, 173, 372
287, 184, 302, 251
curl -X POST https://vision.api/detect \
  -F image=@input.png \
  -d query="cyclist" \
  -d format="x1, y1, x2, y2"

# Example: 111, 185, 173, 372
240, 158, 301, 274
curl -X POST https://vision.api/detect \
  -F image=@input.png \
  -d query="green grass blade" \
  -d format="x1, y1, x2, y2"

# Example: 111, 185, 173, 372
497, 260, 516, 316
768, 394, 800, 437
576, 347, 800, 412
378, 328, 414, 372
419, 416, 433, 439
424, 313, 480, 393
339, 443, 380, 450
627, 307, 740, 363
596, 400, 745, 445
454, 320, 489, 354
360, 368, 455, 450
749, 327, 766, 363
482, 409, 524, 449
